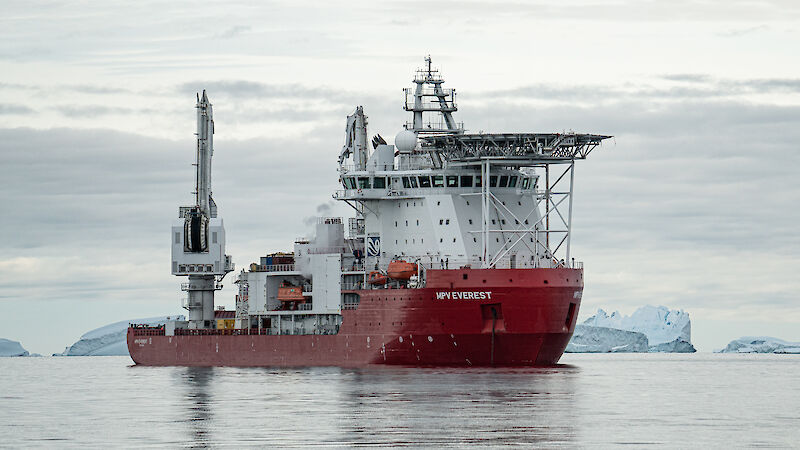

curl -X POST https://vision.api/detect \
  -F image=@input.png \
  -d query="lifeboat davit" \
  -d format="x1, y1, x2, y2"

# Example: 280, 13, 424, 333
277, 282, 305, 302
387, 260, 417, 280
367, 271, 387, 285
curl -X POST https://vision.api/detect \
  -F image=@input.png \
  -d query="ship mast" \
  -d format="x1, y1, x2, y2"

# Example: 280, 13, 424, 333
403, 55, 463, 136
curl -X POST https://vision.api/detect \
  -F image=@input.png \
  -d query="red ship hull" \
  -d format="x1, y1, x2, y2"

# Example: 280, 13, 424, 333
128, 268, 583, 367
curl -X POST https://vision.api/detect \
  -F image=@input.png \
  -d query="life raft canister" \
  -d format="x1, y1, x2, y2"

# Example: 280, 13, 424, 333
368, 271, 388, 285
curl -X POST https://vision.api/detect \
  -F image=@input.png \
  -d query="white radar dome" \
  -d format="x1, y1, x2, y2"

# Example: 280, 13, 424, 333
394, 129, 418, 152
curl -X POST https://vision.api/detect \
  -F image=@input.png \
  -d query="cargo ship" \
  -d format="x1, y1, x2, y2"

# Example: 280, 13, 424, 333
128, 57, 610, 366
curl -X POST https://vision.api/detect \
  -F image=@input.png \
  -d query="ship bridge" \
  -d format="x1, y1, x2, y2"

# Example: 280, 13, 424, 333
335, 57, 611, 272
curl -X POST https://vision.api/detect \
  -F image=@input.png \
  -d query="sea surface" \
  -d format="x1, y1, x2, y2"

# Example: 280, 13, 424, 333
1, 353, 798, 448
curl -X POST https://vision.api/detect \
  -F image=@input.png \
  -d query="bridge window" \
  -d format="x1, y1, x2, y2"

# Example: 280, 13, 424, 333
522, 178, 530, 189
357, 177, 371, 189
509, 176, 517, 187
476, 176, 482, 187
402, 177, 411, 188
490, 176, 498, 187
373, 177, 386, 189
344, 177, 356, 189
499, 176, 509, 187
461, 175, 473, 187
418, 176, 431, 187
433, 175, 444, 187
410, 177, 419, 188
446, 175, 458, 187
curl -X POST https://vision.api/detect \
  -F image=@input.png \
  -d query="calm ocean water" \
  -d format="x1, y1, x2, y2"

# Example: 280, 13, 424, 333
1, 353, 798, 448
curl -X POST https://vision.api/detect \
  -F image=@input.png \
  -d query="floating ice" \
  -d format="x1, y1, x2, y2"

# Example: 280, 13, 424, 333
580, 305, 696, 353
565, 324, 649, 353
57, 315, 184, 356
717, 336, 800, 354
0, 338, 29, 357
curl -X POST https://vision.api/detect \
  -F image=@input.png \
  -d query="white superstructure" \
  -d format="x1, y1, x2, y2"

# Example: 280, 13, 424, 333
335, 57, 608, 273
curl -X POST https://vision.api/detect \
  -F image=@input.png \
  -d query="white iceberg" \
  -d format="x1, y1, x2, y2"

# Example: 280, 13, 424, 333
565, 324, 649, 353
717, 336, 800, 354
581, 305, 696, 353
0, 338, 30, 357
59, 315, 184, 356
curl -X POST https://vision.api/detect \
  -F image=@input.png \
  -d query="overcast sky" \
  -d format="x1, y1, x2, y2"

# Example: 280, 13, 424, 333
2, 0, 799, 354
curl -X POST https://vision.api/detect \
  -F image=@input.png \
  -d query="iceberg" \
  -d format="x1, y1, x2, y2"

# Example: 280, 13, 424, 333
59, 315, 184, 356
580, 305, 696, 353
0, 338, 30, 357
717, 337, 800, 354
565, 324, 649, 353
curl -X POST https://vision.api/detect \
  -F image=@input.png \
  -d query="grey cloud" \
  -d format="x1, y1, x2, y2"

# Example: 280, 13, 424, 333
476, 77, 800, 104
387, 0, 800, 23
66, 85, 133, 95
52, 105, 154, 118
0, 82, 133, 95
717, 24, 770, 37
216, 25, 251, 39
660, 74, 712, 83
176, 80, 352, 102
0, 103, 35, 114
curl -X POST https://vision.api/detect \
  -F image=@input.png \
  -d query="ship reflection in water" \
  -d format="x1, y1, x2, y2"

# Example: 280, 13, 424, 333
177, 365, 578, 447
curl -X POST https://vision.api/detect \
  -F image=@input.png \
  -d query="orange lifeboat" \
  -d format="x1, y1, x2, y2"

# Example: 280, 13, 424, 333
367, 271, 387, 285
277, 282, 305, 302
387, 260, 417, 280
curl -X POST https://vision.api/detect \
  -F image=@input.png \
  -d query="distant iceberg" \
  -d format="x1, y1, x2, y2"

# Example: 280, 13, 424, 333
717, 337, 800, 354
58, 315, 184, 356
0, 338, 30, 357
565, 324, 649, 353
577, 305, 696, 353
